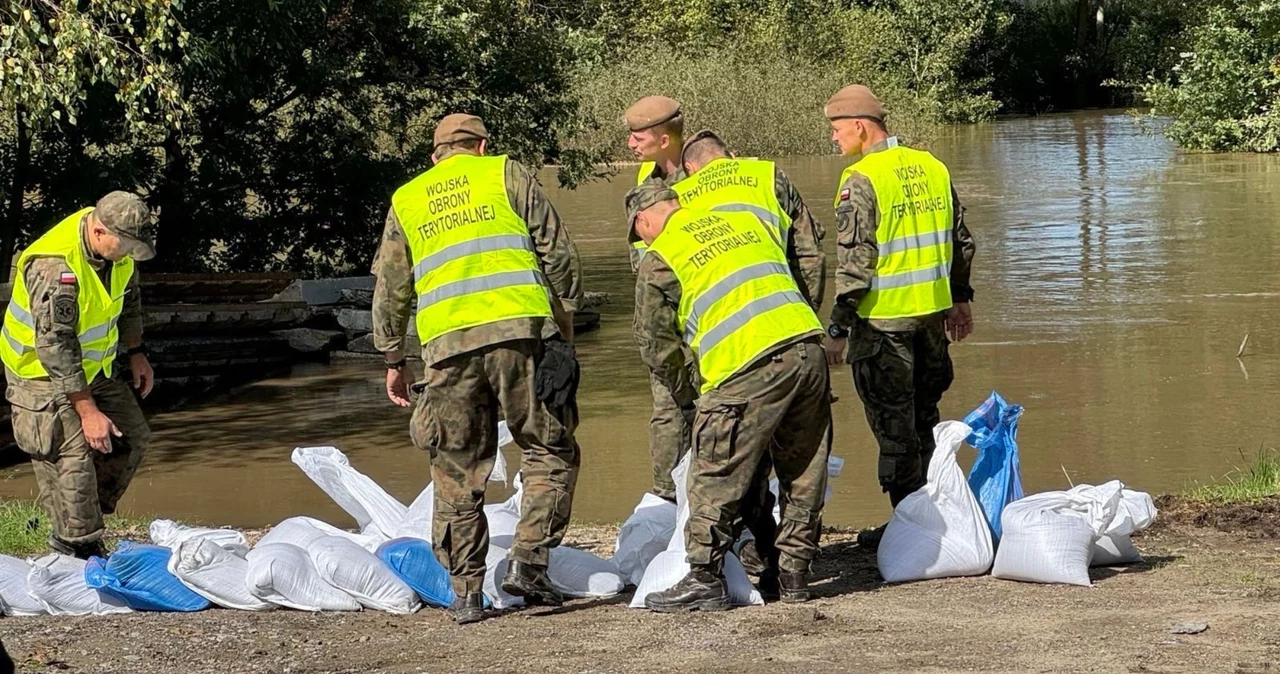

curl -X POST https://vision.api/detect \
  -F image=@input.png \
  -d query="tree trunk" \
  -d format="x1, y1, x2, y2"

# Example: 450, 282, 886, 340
1075, 0, 1096, 54
153, 131, 191, 272
2, 105, 30, 280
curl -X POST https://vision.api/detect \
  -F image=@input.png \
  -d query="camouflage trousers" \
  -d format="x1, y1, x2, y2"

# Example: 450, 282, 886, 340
412, 339, 581, 597
849, 315, 954, 505
647, 371, 691, 501
8, 371, 151, 545
685, 339, 831, 575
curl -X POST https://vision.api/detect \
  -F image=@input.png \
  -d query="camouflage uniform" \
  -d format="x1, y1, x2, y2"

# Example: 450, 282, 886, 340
634, 220, 831, 576
627, 164, 690, 501
7, 213, 149, 546
372, 148, 583, 597
830, 138, 977, 505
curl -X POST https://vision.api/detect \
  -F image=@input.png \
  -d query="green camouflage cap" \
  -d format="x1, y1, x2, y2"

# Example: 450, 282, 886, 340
94, 191, 156, 261
624, 181, 678, 234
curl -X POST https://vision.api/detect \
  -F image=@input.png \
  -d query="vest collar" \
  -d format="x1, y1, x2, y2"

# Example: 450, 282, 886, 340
850, 136, 900, 164
434, 148, 483, 164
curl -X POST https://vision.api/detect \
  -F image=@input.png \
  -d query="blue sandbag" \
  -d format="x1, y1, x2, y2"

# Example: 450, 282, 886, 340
963, 391, 1025, 543
84, 541, 210, 612
377, 537, 473, 609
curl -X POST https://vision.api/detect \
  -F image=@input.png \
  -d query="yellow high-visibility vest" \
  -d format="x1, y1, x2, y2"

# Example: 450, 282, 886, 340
836, 143, 954, 319
647, 208, 821, 392
392, 154, 552, 346
636, 162, 656, 185
1, 208, 134, 383
672, 158, 791, 248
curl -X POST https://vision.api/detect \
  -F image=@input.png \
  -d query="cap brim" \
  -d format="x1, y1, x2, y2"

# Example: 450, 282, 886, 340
117, 233, 156, 262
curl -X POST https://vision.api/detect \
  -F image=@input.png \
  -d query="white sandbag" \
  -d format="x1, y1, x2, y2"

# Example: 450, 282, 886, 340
878, 421, 994, 583
0, 554, 45, 616
395, 481, 435, 541
27, 555, 132, 616
492, 421, 513, 485
149, 519, 250, 557
483, 543, 523, 609
769, 454, 846, 523
629, 550, 763, 608
613, 493, 678, 586
1080, 486, 1156, 566
308, 535, 420, 614
992, 483, 1122, 586
169, 538, 276, 611
666, 454, 694, 553
245, 542, 362, 611
258, 516, 383, 553
291, 446, 408, 539
485, 482, 524, 539
549, 547, 624, 598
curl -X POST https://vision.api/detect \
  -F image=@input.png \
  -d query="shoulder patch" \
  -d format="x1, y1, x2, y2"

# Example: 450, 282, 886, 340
59, 272, 77, 285
53, 295, 78, 325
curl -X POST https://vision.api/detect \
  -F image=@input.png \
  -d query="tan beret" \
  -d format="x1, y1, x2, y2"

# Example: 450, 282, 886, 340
624, 96, 681, 132
624, 181, 678, 232
433, 113, 489, 147
824, 85, 886, 122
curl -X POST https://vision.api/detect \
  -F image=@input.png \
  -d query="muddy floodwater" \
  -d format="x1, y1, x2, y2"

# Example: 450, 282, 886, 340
4, 111, 1280, 530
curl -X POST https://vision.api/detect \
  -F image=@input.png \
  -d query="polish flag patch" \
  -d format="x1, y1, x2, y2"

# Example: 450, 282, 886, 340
839, 188, 851, 201
59, 272, 77, 285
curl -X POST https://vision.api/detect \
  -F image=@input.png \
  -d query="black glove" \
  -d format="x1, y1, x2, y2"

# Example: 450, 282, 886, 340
535, 338, 580, 408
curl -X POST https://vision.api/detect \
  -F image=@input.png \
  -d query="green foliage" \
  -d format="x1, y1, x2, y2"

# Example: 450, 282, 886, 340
1141, 0, 1280, 152
1186, 449, 1280, 504
0, 499, 152, 557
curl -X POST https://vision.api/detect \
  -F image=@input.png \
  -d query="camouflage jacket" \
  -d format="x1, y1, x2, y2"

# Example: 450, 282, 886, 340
632, 208, 823, 408
371, 148, 583, 366
830, 139, 976, 333
10, 214, 144, 397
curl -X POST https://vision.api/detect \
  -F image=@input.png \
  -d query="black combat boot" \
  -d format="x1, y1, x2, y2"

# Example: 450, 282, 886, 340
779, 571, 811, 603
447, 592, 488, 625
501, 560, 564, 606
643, 568, 730, 613
756, 566, 781, 602
857, 523, 887, 549
48, 535, 108, 561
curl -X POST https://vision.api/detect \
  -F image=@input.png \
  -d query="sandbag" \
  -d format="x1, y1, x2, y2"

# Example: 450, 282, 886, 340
291, 446, 408, 539
613, 493, 677, 586
149, 519, 249, 557
483, 541, 523, 609
395, 482, 435, 540
245, 542, 362, 611
992, 483, 1121, 586
485, 479, 524, 539
27, 554, 132, 616
258, 516, 383, 553
629, 550, 763, 608
0, 555, 45, 616
878, 421, 994, 583
376, 538, 456, 608
549, 547, 624, 598
84, 542, 210, 612
308, 535, 420, 614
964, 392, 1025, 541
1073, 484, 1156, 566
170, 538, 276, 611
768, 454, 845, 523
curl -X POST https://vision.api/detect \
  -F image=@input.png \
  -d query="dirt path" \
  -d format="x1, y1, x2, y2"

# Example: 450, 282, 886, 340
2, 516, 1278, 673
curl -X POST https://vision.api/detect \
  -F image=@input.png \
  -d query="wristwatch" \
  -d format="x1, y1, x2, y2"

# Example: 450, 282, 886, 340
826, 323, 849, 339
125, 344, 149, 357
385, 357, 407, 370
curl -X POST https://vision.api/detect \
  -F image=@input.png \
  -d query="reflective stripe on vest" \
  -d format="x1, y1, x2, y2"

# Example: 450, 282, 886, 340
672, 158, 791, 249
647, 208, 821, 393
836, 143, 954, 319
392, 154, 552, 346
0, 207, 134, 383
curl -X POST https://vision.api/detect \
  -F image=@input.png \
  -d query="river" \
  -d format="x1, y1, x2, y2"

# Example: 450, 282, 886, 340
3, 111, 1279, 531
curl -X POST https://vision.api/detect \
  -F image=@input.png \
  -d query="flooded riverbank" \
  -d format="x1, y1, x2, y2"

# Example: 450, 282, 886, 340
3, 111, 1279, 529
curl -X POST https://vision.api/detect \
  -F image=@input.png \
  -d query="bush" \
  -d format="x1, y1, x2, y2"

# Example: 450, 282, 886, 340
1141, 1, 1280, 152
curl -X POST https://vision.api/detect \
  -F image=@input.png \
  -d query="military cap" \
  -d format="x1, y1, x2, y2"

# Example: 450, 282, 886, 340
433, 113, 489, 147
94, 191, 156, 261
624, 96, 681, 132
824, 85, 887, 122
625, 181, 678, 233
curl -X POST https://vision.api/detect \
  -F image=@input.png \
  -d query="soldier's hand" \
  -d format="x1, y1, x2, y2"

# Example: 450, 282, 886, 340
386, 367, 412, 408
946, 302, 974, 342
81, 409, 123, 454
130, 353, 155, 398
822, 335, 847, 366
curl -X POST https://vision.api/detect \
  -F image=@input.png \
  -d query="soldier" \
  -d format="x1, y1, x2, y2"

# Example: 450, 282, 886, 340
628, 182, 832, 611
820, 85, 976, 548
675, 129, 831, 580
371, 113, 583, 624
622, 95, 691, 504
1, 192, 157, 560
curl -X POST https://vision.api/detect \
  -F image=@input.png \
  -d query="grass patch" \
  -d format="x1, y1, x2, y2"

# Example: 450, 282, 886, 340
1185, 449, 1280, 505
0, 499, 154, 557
